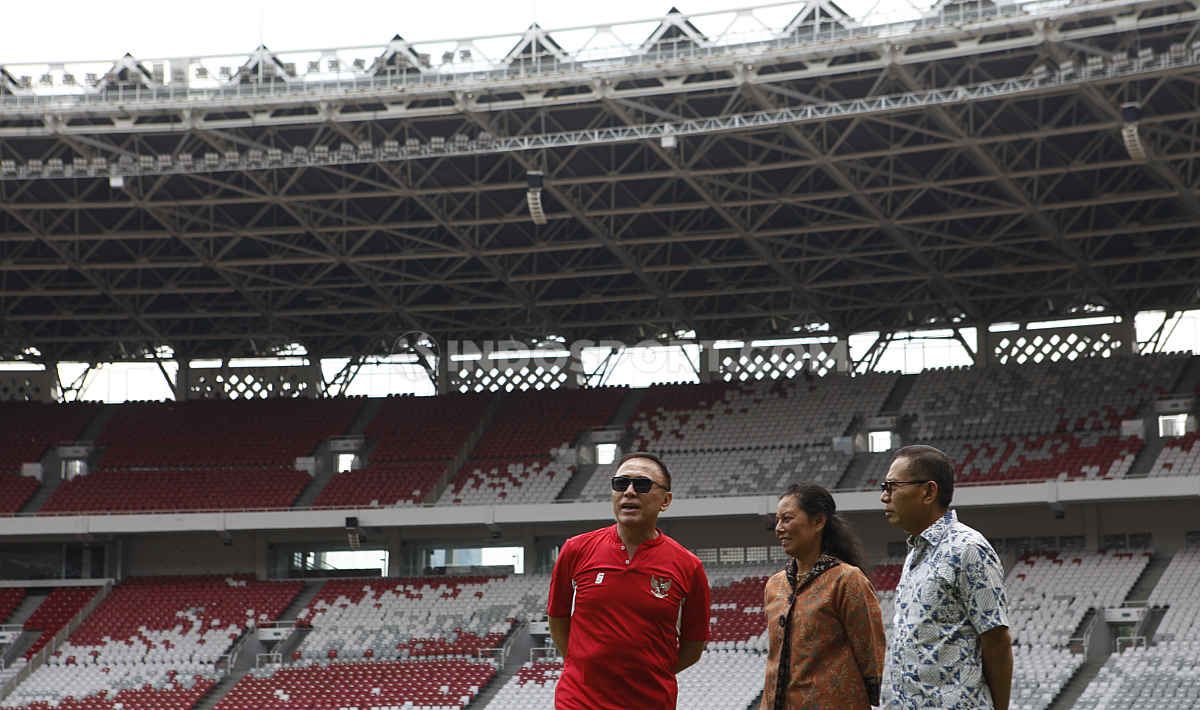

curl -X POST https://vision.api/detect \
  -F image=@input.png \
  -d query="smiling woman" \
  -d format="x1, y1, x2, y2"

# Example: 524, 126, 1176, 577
761, 483, 884, 710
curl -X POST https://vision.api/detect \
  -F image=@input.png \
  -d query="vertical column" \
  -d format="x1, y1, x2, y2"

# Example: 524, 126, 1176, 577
386, 529, 404, 578
697, 342, 718, 383
1116, 317, 1138, 354
971, 326, 989, 368
436, 339, 452, 394
175, 358, 190, 401
563, 351, 582, 389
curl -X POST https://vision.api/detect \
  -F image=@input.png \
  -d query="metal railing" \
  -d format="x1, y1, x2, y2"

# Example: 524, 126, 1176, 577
1115, 635, 1148, 653
0, 0, 1135, 110
255, 652, 283, 669
1067, 610, 1101, 655
529, 645, 562, 663
0, 580, 112, 702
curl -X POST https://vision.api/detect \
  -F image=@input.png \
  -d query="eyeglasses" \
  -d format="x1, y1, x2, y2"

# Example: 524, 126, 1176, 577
611, 476, 670, 494
879, 480, 930, 495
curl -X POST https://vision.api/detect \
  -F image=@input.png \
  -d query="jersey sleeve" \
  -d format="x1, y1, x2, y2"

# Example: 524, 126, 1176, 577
679, 559, 711, 643
547, 537, 578, 618
957, 538, 1010, 635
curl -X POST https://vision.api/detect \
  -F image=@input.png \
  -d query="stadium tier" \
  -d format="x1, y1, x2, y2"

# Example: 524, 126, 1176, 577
0, 403, 100, 475
0, 354, 1191, 515
1148, 431, 1200, 478
2, 576, 301, 710
21, 587, 99, 660
0, 402, 101, 513
628, 376, 896, 450
839, 354, 1189, 491
216, 658, 496, 710
293, 575, 543, 661
0, 589, 25, 626
40, 466, 312, 514
904, 355, 1186, 440
316, 394, 491, 507
38, 398, 361, 514
1073, 545, 1200, 709
576, 375, 896, 500
94, 399, 362, 469
0, 476, 38, 517
437, 388, 625, 506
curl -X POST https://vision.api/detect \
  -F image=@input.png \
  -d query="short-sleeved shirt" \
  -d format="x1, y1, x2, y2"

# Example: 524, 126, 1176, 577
547, 525, 710, 710
881, 510, 1009, 709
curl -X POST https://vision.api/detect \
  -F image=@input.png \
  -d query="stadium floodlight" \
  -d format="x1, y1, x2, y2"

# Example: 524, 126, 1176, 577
527, 171, 548, 225
108, 175, 125, 189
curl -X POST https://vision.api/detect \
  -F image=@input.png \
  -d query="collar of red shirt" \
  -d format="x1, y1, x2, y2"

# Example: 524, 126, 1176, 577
608, 524, 666, 550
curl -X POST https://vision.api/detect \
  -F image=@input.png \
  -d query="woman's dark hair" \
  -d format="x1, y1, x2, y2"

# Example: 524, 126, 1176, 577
779, 482, 867, 570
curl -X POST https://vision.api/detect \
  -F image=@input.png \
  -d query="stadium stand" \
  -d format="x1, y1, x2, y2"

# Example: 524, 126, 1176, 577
437, 388, 626, 505
39, 399, 361, 513
0, 476, 38, 517
218, 574, 546, 710
293, 575, 544, 661
1148, 431, 1200, 477
1072, 545, 1200, 709
316, 394, 491, 507
0, 403, 100, 475
1006, 550, 1150, 647
999, 550, 1152, 710
93, 399, 362, 469
2, 576, 301, 710
0, 588, 25, 625
21, 587, 99, 660
40, 466, 313, 514
577, 376, 895, 500
840, 355, 1188, 490
216, 658, 496, 710
0, 402, 101, 513
483, 659, 561, 709
905, 356, 1186, 440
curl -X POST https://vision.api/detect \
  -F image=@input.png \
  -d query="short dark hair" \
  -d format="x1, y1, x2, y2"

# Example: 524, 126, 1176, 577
892, 445, 954, 508
617, 451, 671, 490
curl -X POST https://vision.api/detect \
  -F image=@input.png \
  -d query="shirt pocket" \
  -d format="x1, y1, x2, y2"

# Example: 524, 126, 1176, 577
927, 568, 964, 626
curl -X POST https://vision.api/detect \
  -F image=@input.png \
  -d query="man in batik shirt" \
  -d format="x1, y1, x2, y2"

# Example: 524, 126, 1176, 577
879, 445, 1012, 709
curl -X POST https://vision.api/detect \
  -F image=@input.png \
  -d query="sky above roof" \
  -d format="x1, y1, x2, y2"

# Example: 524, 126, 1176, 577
3, 0, 913, 64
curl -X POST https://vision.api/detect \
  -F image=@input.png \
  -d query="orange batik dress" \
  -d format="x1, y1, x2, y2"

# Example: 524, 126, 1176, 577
760, 554, 886, 710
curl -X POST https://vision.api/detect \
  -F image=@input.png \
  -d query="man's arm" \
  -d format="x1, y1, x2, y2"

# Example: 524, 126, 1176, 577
673, 639, 705, 673
548, 616, 570, 659
979, 625, 1012, 710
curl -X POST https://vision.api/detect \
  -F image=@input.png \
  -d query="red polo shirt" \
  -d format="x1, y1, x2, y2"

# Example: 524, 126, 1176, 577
547, 525, 710, 710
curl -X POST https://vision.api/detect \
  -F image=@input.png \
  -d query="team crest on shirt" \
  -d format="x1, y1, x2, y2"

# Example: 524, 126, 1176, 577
649, 575, 671, 599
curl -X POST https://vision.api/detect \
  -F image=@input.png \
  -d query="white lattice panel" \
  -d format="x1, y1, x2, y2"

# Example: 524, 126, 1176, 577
717, 342, 846, 382
993, 325, 1127, 365
187, 366, 317, 399
453, 361, 571, 393
0, 371, 53, 402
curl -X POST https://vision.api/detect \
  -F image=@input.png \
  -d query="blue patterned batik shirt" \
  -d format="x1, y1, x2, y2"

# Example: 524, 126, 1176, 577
881, 510, 1009, 709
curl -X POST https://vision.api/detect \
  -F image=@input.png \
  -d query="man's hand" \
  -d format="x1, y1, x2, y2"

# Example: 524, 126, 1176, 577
979, 626, 1012, 710
673, 640, 705, 673
548, 616, 570, 659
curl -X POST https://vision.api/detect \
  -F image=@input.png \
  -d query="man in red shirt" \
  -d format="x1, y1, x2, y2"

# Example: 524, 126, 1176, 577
547, 452, 710, 709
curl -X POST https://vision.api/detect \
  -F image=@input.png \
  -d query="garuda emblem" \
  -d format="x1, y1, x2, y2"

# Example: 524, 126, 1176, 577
649, 575, 671, 599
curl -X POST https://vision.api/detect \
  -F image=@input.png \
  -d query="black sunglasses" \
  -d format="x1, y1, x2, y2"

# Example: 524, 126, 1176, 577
611, 476, 670, 494
879, 480, 930, 495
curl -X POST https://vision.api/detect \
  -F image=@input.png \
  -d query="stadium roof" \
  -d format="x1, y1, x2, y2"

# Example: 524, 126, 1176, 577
0, 0, 1197, 362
